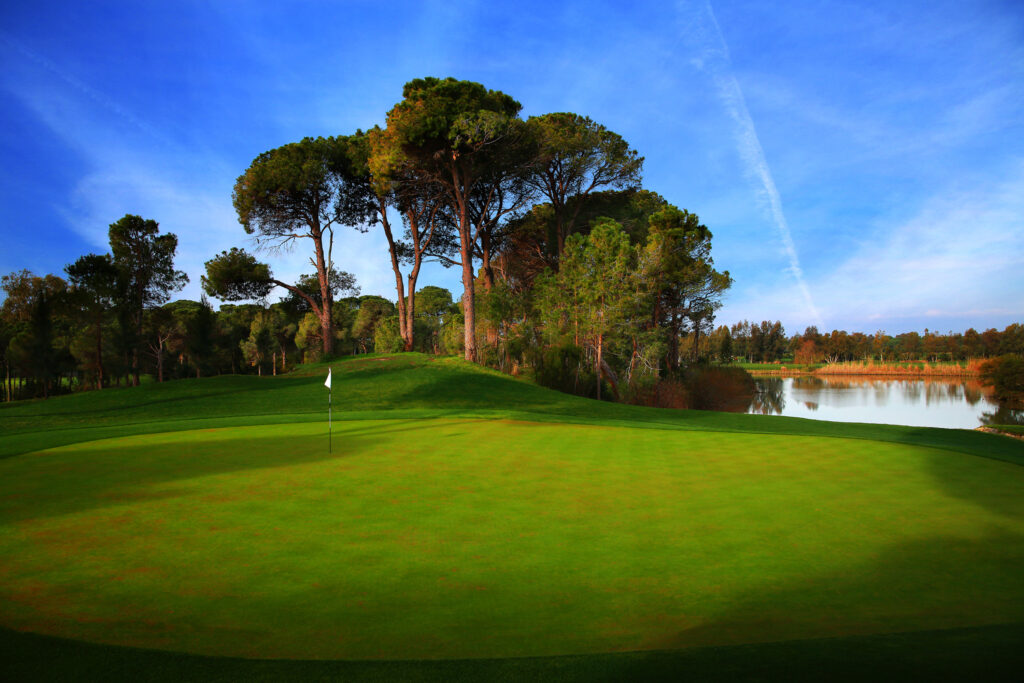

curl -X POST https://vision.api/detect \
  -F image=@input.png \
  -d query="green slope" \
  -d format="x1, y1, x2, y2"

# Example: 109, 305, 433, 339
2, 353, 1023, 680
3, 354, 1020, 464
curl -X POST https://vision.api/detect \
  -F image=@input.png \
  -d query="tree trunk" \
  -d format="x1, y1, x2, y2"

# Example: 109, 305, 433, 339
319, 309, 332, 357
403, 248, 427, 352
596, 332, 603, 401
384, 199, 436, 354
156, 345, 164, 382
95, 313, 104, 391
461, 243, 476, 362
692, 321, 702, 364
601, 357, 620, 400
479, 233, 496, 291
667, 316, 682, 373
312, 229, 334, 357
446, 159, 478, 363
479, 239, 500, 349
455, 205, 477, 362
404, 282, 415, 352
382, 216, 410, 351
273, 351, 277, 376
133, 295, 144, 387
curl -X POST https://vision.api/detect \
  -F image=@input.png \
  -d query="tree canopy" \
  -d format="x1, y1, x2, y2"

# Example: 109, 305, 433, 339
108, 214, 188, 385
378, 77, 529, 362
526, 113, 643, 259
1, 76, 749, 405
230, 136, 365, 355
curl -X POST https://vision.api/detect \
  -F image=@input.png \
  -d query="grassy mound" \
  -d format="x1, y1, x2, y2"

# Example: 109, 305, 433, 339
2, 354, 1023, 679
3, 354, 1020, 465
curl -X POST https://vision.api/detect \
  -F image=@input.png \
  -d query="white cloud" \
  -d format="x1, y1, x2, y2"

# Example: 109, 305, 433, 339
721, 164, 1024, 331
58, 160, 407, 306
0, 31, 175, 148
2, 37, 408, 306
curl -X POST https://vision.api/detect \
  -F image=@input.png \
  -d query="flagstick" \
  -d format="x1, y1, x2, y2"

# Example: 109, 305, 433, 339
325, 367, 333, 453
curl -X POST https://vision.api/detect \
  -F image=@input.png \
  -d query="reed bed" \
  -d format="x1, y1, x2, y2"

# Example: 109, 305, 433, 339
813, 360, 983, 376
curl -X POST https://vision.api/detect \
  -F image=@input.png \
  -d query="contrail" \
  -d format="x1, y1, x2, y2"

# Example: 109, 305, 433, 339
0, 30, 175, 148
684, 1, 824, 329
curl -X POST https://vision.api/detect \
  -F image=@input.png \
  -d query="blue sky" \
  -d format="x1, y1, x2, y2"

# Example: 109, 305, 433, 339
1, 0, 1022, 335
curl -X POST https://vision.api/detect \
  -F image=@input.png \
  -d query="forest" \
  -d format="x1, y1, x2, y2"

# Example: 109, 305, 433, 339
2, 77, 1022, 404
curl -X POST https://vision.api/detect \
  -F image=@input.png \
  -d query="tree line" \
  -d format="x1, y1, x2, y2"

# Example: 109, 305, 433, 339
688, 322, 1024, 365
0, 225, 463, 401
1, 215, 188, 400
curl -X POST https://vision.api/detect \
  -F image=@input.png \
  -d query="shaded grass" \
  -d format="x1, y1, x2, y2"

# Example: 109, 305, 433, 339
5, 622, 1024, 682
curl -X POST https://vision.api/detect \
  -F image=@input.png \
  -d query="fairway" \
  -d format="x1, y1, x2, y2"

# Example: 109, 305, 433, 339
3, 417, 1024, 662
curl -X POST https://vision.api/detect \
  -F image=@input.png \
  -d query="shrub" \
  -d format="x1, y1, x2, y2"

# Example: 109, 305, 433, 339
629, 378, 690, 409
535, 344, 595, 397
373, 317, 404, 354
980, 355, 1024, 400
440, 312, 464, 356
685, 366, 756, 412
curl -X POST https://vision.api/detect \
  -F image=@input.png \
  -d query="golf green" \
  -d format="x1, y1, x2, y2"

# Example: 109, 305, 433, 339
3, 418, 1023, 661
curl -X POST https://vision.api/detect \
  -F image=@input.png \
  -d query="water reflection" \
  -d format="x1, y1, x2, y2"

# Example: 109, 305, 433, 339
749, 375, 1004, 429
981, 402, 1024, 427
749, 377, 785, 415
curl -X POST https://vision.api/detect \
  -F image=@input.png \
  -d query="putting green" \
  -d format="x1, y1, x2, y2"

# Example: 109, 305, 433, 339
2, 418, 1023, 660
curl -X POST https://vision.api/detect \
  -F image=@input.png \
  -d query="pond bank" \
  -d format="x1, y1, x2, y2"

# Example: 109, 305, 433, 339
746, 361, 981, 378
976, 426, 1024, 440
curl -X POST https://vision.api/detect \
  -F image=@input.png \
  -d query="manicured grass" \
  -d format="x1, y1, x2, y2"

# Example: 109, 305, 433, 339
2, 353, 1024, 679
3, 354, 1020, 466
995, 425, 1024, 436
4, 419, 1024, 661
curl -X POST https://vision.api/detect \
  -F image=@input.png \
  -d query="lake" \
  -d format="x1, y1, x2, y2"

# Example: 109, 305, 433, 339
749, 375, 1022, 429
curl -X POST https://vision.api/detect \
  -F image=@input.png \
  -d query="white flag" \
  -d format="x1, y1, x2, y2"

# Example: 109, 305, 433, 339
324, 368, 332, 390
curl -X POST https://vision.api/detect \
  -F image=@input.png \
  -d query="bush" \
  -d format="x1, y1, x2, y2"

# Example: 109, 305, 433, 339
629, 378, 690, 409
440, 312, 464, 356
373, 317, 404, 354
535, 344, 595, 396
685, 366, 756, 412
980, 355, 1024, 400
626, 366, 757, 412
